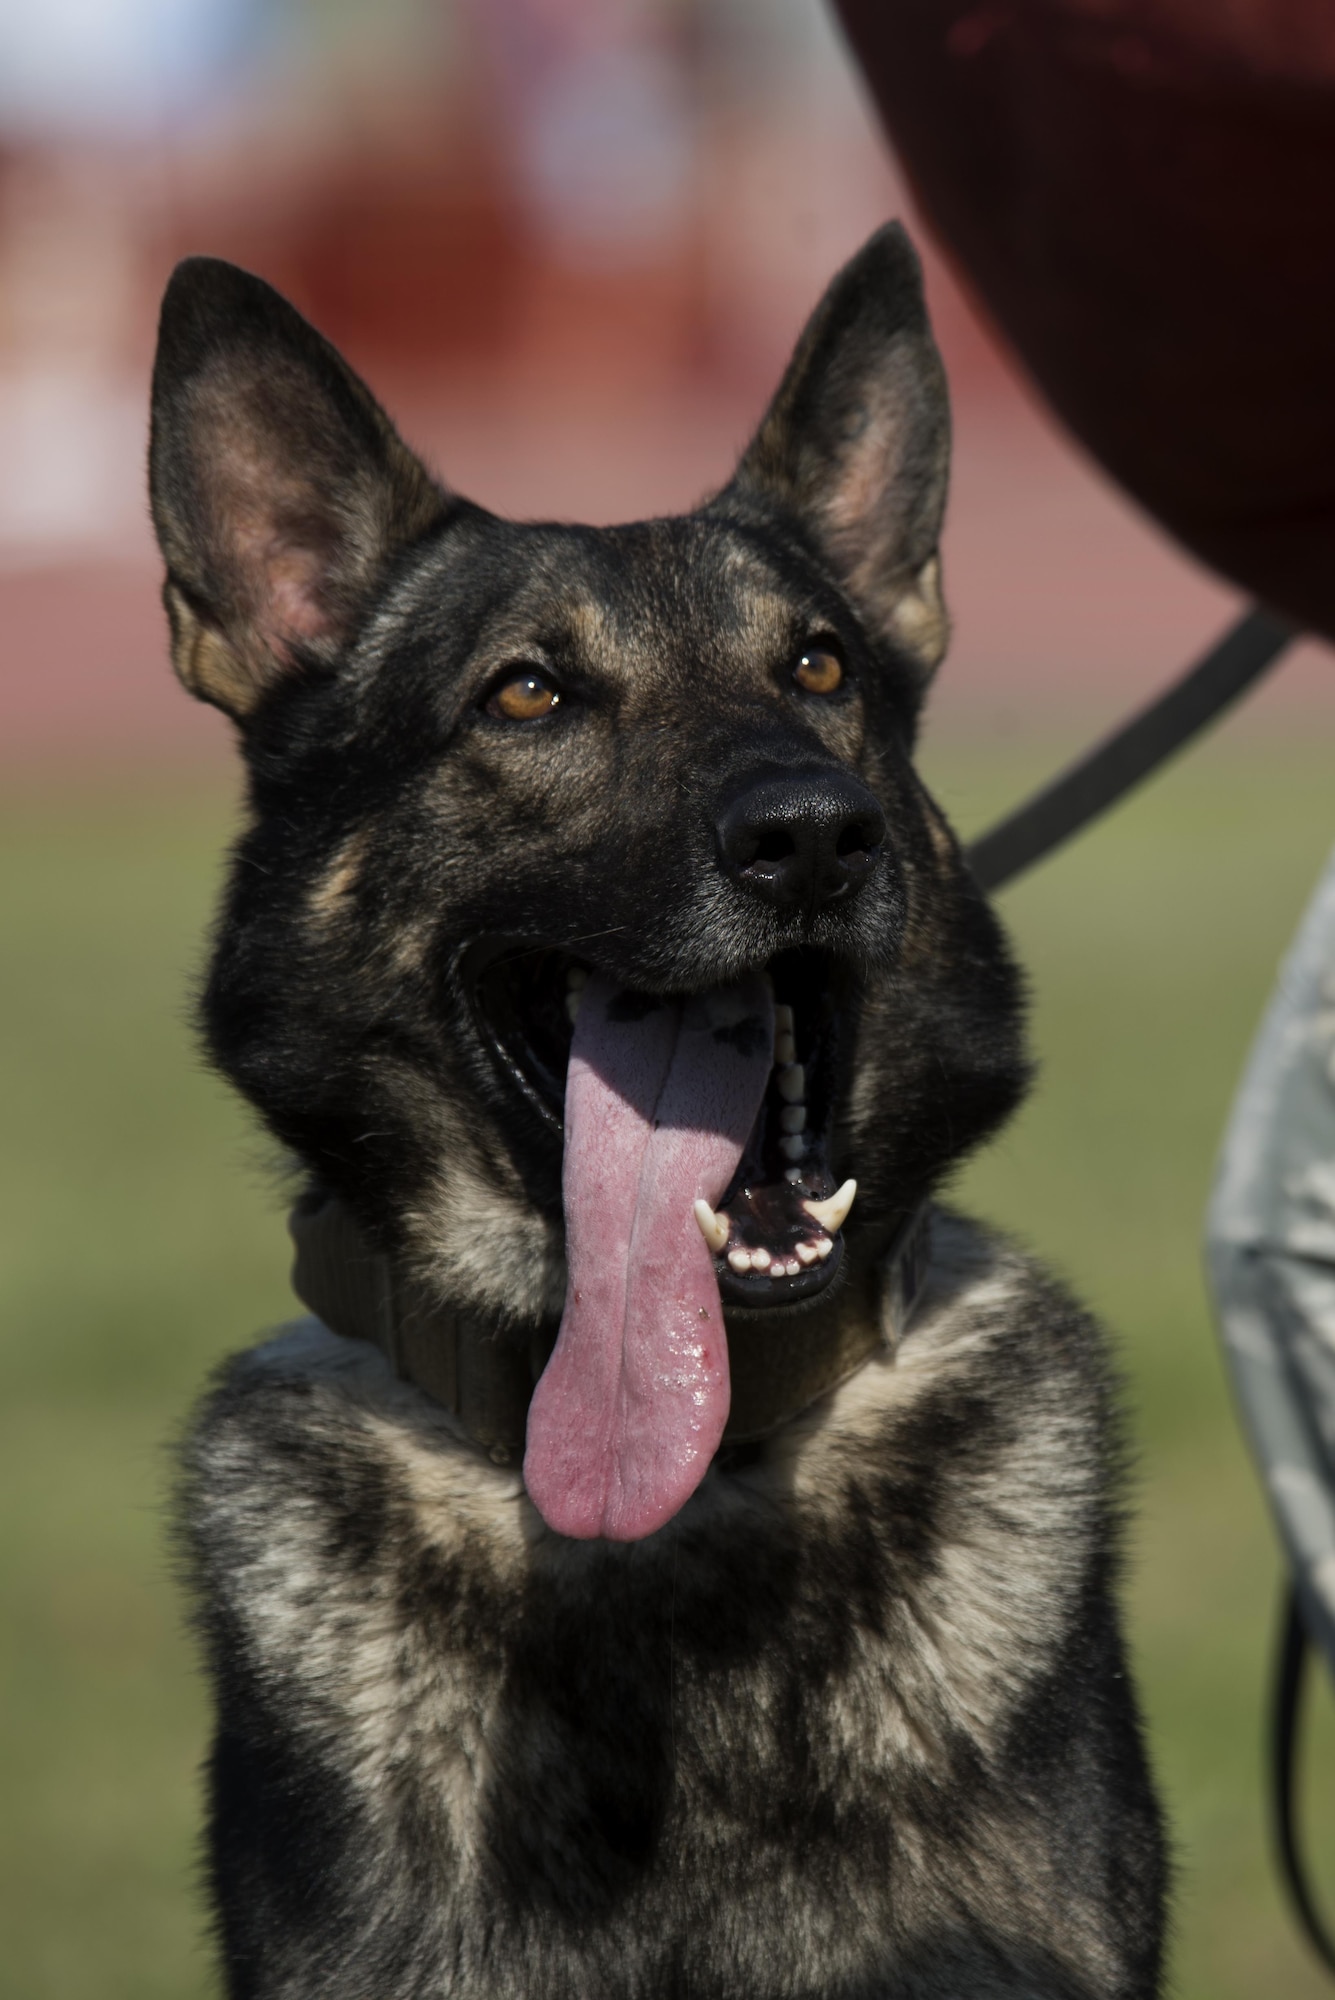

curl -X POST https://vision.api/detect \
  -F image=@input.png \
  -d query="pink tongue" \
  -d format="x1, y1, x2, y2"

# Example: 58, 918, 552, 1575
523, 971, 774, 1541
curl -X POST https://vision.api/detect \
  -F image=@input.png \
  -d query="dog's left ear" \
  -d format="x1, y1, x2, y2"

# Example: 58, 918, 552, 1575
149, 257, 451, 720
727, 223, 950, 682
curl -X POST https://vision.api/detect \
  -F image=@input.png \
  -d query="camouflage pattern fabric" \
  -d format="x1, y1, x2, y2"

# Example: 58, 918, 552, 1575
1208, 849, 1335, 1666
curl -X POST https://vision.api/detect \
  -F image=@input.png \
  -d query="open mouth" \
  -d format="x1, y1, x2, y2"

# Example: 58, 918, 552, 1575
465, 941, 856, 1310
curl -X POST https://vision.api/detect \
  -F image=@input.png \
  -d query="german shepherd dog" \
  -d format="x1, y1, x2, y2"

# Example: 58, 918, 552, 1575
150, 226, 1166, 1998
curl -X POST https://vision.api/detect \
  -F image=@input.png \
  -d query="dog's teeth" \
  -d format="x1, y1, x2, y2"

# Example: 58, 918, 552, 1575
728, 1247, 753, 1274
779, 1135, 805, 1161
802, 1180, 856, 1234
775, 1031, 796, 1065
692, 1199, 730, 1255
773, 1003, 794, 1034
780, 1104, 806, 1134
776, 1064, 805, 1103
750, 1247, 772, 1272
567, 964, 589, 991
565, 990, 583, 1025
795, 1241, 818, 1265
783, 1165, 804, 1182
813, 1234, 833, 1259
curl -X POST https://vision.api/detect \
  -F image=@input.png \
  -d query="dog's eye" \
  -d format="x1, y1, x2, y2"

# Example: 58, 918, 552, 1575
488, 672, 560, 722
793, 648, 843, 696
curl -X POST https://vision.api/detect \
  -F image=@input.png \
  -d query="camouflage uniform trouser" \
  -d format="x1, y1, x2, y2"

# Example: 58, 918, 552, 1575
1209, 847, 1335, 1665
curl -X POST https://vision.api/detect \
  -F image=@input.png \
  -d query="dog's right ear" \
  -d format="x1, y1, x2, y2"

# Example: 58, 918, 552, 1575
725, 224, 950, 684
149, 258, 450, 720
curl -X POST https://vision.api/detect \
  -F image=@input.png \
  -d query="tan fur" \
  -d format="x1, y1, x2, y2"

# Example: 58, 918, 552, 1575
406, 1143, 567, 1324
163, 579, 264, 716
878, 554, 949, 672
309, 829, 371, 923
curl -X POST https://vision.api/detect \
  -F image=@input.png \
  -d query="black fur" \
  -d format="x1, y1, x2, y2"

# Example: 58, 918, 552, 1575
153, 224, 1167, 1996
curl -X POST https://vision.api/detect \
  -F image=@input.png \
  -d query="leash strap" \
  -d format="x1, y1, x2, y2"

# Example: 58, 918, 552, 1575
1274, 1584, 1335, 1977
965, 607, 1295, 893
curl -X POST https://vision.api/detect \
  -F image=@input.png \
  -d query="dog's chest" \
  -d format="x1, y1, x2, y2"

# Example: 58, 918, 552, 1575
203, 1334, 933, 1858
184, 1242, 1141, 1998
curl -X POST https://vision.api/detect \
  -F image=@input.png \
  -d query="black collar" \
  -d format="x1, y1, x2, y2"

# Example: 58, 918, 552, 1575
289, 1193, 930, 1465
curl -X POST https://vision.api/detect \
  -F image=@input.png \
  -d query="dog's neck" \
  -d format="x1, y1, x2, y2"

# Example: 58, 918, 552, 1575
288, 1191, 930, 1466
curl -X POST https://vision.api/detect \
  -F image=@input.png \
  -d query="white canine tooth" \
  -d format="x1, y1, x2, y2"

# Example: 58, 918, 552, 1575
565, 991, 582, 1025
775, 1031, 796, 1065
779, 1135, 805, 1161
728, 1247, 753, 1274
814, 1234, 833, 1259
776, 1064, 805, 1103
692, 1199, 730, 1255
750, 1246, 772, 1272
567, 964, 589, 990
773, 1003, 794, 1034
802, 1180, 856, 1234
784, 1165, 804, 1183
780, 1104, 806, 1134
795, 1241, 818, 1265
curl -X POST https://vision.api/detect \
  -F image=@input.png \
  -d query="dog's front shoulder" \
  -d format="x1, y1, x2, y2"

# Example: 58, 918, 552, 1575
182, 1315, 533, 1607
799, 1207, 1118, 1485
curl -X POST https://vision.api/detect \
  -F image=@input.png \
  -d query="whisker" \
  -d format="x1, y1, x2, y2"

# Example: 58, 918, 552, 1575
495, 926, 628, 966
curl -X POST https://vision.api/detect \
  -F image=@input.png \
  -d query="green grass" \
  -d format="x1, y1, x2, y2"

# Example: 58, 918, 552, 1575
3, 726, 1335, 1997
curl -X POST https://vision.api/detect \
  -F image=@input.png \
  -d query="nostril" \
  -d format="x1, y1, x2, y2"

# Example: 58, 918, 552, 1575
752, 830, 797, 864
836, 820, 879, 859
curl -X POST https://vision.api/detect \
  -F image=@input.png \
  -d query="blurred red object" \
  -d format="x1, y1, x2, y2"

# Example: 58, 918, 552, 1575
835, 0, 1335, 641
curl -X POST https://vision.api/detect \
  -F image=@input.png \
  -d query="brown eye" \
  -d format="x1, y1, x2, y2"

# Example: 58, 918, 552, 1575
488, 672, 560, 721
793, 647, 843, 696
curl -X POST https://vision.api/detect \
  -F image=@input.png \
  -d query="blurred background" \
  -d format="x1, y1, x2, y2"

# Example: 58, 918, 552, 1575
1, 2, 1334, 1996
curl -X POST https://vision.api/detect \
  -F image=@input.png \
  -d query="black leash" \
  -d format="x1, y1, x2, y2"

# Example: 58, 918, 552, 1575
1274, 1586, 1335, 1977
964, 606, 1295, 893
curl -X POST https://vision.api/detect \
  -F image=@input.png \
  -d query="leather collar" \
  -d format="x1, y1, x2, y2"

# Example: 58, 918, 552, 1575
289, 1192, 930, 1466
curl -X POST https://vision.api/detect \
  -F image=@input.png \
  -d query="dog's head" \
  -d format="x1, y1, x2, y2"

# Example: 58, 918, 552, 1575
150, 224, 1027, 1539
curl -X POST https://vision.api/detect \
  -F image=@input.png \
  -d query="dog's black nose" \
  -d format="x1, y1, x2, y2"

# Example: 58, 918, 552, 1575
717, 771, 886, 910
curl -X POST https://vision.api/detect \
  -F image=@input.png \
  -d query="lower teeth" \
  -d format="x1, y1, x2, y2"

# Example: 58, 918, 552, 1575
725, 1235, 830, 1277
